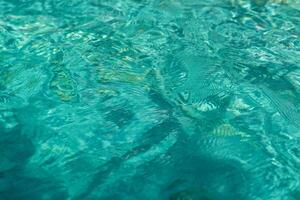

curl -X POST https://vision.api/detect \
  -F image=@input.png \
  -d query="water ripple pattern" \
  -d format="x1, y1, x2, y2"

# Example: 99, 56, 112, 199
0, 0, 300, 199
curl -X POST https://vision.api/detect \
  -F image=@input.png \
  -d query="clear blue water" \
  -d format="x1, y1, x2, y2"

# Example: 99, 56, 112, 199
0, 0, 300, 199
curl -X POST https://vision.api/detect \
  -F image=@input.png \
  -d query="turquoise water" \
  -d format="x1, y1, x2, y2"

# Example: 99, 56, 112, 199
1, 0, 300, 199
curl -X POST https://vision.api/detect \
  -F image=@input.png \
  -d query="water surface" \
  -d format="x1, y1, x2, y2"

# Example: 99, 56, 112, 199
0, 0, 300, 199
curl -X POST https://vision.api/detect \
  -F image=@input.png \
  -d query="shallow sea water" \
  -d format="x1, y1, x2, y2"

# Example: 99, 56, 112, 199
0, 0, 300, 199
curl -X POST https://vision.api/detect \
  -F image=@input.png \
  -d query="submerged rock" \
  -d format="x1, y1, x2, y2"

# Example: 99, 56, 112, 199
170, 187, 214, 200
49, 67, 78, 102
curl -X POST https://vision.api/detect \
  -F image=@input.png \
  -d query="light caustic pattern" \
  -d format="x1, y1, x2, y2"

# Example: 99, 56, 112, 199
0, 0, 300, 199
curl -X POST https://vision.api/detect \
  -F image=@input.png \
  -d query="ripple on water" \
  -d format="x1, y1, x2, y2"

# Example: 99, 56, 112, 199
1, 0, 300, 199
